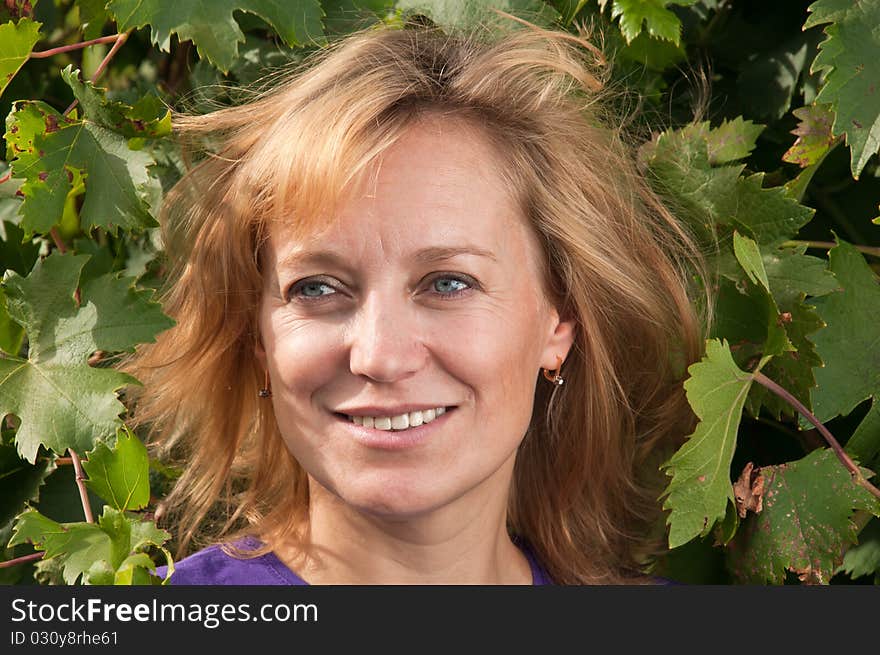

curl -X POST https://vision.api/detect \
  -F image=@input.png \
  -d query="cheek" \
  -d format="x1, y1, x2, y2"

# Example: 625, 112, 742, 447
261, 311, 343, 403
430, 302, 546, 409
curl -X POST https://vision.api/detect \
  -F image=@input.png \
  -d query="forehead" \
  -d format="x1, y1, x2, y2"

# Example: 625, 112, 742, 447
266, 116, 539, 263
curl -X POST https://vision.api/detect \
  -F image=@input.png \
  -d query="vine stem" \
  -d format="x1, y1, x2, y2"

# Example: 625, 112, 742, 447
0, 552, 44, 569
68, 449, 95, 523
29, 34, 122, 59
783, 240, 880, 258
49, 227, 67, 253
62, 30, 131, 116
752, 371, 880, 500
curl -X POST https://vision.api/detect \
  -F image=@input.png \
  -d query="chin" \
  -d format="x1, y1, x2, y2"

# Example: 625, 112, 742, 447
339, 475, 460, 520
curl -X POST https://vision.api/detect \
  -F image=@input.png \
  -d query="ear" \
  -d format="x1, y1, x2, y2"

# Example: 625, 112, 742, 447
539, 307, 576, 371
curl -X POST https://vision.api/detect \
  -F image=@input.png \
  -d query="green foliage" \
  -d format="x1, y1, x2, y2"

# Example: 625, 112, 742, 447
9, 506, 171, 584
1, 0, 879, 586
0, 252, 172, 463
805, 0, 880, 177
606, 0, 697, 45
0, 18, 41, 99
660, 338, 758, 548
107, 0, 325, 71
806, 238, 880, 426
5, 67, 166, 235
82, 427, 151, 511
839, 517, 880, 581
396, 0, 559, 30
726, 449, 880, 584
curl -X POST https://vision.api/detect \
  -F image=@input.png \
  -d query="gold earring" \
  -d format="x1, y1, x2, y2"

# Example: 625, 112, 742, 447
542, 355, 565, 386
258, 369, 272, 398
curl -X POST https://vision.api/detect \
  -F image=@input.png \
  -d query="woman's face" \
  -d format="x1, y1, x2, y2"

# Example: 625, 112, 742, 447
258, 118, 574, 520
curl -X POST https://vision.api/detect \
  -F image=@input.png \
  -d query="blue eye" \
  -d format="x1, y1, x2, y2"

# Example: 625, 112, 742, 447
289, 279, 337, 300
430, 275, 472, 297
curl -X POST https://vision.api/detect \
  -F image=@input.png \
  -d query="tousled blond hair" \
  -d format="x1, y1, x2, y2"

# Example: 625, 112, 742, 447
125, 16, 715, 584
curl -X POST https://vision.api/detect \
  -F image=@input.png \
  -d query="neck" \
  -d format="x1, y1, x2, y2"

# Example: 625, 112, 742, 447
275, 463, 533, 585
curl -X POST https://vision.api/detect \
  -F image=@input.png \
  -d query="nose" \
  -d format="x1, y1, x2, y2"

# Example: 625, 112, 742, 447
347, 291, 426, 383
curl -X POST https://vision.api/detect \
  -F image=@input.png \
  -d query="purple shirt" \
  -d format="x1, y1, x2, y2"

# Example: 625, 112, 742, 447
156, 538, 554, 585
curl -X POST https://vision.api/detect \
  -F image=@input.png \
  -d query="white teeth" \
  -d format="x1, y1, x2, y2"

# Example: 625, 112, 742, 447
347, 407, 448, 431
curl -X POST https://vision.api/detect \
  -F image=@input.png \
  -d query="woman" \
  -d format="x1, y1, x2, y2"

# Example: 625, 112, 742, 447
132, 16, 714, 585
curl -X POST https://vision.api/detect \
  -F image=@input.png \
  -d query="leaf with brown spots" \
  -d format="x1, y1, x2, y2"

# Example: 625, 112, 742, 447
3, 66, 171, 236
727, 448, 880, 584
783, 104, 838, 168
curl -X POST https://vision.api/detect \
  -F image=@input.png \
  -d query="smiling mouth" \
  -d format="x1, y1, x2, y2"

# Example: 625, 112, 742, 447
334, 407, 452, 431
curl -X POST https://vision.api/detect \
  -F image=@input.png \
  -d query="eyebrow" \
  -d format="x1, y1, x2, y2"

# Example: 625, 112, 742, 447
414, 245, 498, 263
277, 245, 497, 269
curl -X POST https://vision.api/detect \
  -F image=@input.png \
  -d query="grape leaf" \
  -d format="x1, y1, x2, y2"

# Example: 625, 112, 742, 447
783, 103, 838, 167
322, 1, 391, 36
0, 288, 24, 355
804, 0, 880, 177
643, 120, 813, 251
82, 427, 150, 511
846, 399, 880, 468
9, 506, 171, 585
609, 0, 698, 46
0, 18, 41, 100
744, 299, 824, 422
396, 0, 560, 31
615, 30, 686, 72
733, 230, 770, 291
738, 246, 839, 421
805, 237, 880, 427
763, 245, 841, 308
60, 68, 172, 140
0, 432, 53, 531
661, 338, 760, 548
107, 0, 325, 72
726, 448, 880, 584
839, 517, 880, 580
76, 0, 112, 41
6, 115, 145, 234
0, 253, 174, 463
0, 220, 40, 277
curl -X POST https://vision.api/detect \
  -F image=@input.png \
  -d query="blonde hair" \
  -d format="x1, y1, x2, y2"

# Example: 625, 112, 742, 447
125, 16, 716, 584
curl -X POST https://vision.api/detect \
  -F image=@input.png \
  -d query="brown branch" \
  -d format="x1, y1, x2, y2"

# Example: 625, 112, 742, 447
29, 34, 122, 58
49, 227, 67, 253
783, 240, 880, 259
0, 552, 44, 569
68, 449, 94, 523
63, 30, 131, 116
0, 170, 11, 185
752, 371, 880, 501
